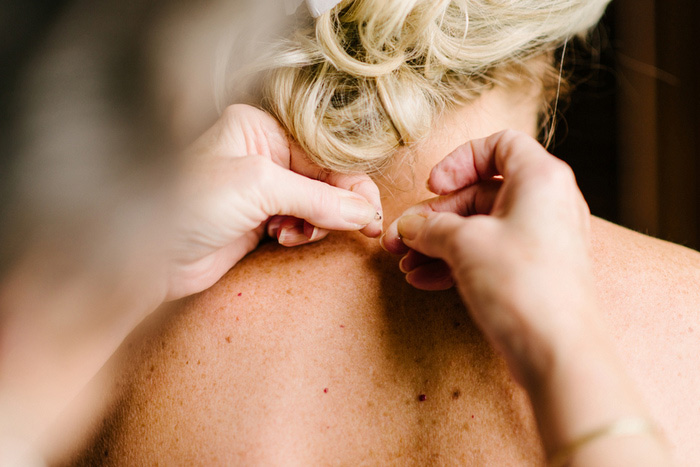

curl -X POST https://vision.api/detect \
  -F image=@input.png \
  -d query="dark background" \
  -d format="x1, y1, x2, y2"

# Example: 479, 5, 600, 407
553, 5, 619, 225
555, 1, 700, 250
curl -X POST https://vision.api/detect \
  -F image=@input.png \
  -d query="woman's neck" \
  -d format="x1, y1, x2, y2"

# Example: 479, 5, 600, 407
378, 83, 543, 226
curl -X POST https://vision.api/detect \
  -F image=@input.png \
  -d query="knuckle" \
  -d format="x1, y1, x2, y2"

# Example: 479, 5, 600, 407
220, 104, 243, 124
221, 103, 257, 121
539, 158, 575, 187
555, 160, 576, 181
219, 104, 266, 134
349, 177, 379, 198
578, 196, 591, 216
498, 129, 530, 150
501, 128, 526, 141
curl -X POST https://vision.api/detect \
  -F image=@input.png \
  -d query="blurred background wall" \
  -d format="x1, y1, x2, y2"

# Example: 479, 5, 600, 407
617, 0, 700, 250
556, 0, 700, 250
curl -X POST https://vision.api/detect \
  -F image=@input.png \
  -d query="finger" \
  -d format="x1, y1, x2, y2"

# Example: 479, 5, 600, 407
277, 218, 330, 247
405, 261, 455, 291
381, 197, 455, 255
380, 228, 411, 255
303, 221, 330, 243
426, 179, 502, 217
289, 142, 383, 238
258, 157, 378, 231
428, 130, 553, 195
399, 251, 453, 289
277, 217, 305, 246
399, 249, 433, 273
266, 215, 292, 238
381, 180, 501, 254
324, 171, 383, 238
395, 212, 489, 263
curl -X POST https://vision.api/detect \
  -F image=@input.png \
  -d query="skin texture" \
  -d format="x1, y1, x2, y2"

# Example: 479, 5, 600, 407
72, 235, 544, 465
69, 85, 700, 465
588, 218, 700, 463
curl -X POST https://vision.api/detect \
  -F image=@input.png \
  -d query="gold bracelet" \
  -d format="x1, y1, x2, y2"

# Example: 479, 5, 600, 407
548, 417, 658, 467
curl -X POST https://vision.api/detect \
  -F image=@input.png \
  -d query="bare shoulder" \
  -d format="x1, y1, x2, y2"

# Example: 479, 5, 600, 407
591, 216, 700, 284
72, 233, 543, 465
590, 216, 700, 464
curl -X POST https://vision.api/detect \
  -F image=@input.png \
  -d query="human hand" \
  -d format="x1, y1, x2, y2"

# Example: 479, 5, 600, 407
382, 130, 597, 382
166, 104, 382, 300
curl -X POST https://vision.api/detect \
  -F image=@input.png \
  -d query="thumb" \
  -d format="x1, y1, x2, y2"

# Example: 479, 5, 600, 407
260, 159, 379, 231
396, 212, 481, 265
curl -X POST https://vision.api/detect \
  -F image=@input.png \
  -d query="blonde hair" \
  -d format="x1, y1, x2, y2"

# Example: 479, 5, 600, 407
257, 0, 611, 173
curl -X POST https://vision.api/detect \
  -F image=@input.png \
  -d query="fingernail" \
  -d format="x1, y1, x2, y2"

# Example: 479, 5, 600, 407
278, 226, 307, 246
306, 225, 323, 242
340, 197, 377, 227
379, 234, 388, 251
303, 222, 315, 239
267, 217, 284, 238
397, 215, 426, 241
405, 270, 416, 285
399, 255, 410, 273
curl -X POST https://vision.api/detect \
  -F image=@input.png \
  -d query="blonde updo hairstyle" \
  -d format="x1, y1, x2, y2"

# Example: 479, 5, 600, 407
261, 0, 611, 174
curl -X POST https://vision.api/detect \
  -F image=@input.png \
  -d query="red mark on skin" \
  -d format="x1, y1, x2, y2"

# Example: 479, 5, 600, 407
340, 325, 345, 328
237, 292, 242, 297
323, 388, 328, 393
471, 415, 475, 419
418, 394, 427, 402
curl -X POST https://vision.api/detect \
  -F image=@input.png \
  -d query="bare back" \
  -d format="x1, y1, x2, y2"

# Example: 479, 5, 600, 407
69, 218, 700, 465
72, 232, 544, 465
